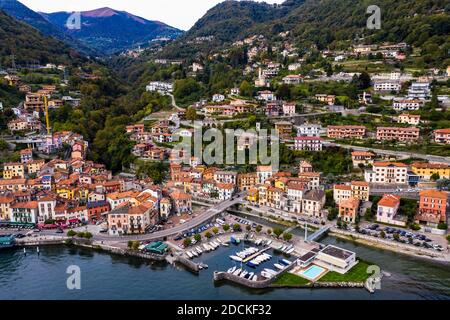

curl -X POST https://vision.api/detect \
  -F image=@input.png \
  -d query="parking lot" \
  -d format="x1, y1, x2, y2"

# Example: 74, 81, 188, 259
346, 223, 446, 252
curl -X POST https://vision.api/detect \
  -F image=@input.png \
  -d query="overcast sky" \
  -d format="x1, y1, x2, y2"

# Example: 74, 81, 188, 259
20, 0, 285, 30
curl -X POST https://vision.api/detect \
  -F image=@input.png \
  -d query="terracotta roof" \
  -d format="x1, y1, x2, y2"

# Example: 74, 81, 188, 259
170, 190, 191, 201
340, 197, 359, 208
378, 194, 401, 208
334, 185, 352, 191
435, 128, 450, 134
373, 162, 408, 167
11, 201, 38, 209
412, 162, 449, 169
351, 181, 369, 187
420, 190, 448, 199
351, 151, 375, 157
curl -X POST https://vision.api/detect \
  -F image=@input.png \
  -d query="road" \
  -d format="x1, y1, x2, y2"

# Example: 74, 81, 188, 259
326, 141, 450, 164
91, 192, 247, 242
167, 93, 184, 112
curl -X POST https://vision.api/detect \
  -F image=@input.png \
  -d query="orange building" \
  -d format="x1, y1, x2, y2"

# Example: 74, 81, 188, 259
339, 197, 360, 223
416, 190, 448, 227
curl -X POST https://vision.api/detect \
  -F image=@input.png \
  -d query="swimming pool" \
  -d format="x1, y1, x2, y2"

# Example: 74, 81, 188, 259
301, 265, 326, 280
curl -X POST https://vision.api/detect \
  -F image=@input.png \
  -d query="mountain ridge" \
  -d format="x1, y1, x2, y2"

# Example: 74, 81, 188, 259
41, 7, 183, 54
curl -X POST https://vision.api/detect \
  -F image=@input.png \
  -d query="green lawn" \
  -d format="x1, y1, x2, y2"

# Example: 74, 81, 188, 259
317, 260, 372, 283
272, 272, 311, 286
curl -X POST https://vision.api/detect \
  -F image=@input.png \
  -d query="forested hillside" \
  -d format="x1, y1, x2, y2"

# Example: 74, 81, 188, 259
0, 10, 84, 67
161, 0, 450, 66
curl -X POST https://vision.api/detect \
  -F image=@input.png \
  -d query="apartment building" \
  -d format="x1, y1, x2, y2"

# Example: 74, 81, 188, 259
434, 128, 450, 144
364, 162, 408, 184
327, 125, 366, 139
376, 127, 420, 142
294, 137, 323, 151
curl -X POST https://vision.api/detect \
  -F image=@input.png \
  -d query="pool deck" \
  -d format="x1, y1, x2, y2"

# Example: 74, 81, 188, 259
291, 264, 329, 282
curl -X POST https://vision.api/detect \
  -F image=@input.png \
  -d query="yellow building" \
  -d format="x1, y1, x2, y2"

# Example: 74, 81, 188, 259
56, 187, 75, 200
27, 160, 45, 175
246, 188, 259, 203
2, 163, 25, 179
350, 181, 370, 202
412, 162, 450, 181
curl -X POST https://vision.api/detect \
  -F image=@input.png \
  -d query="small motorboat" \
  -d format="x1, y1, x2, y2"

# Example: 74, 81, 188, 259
186, 251, 193, 258
274, 263, 285, 270
228, 266, 236, 273
230, 255, 243, 262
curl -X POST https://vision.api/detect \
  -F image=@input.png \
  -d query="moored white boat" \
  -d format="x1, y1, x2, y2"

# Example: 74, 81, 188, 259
274, 263, 285, 270
228, 266, 237, 273
230, 255, 243, 262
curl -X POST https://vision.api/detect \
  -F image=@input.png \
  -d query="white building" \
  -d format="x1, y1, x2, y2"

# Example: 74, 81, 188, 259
408, 82, 431, 100
282, 102, 296, 116
146, 81, 173, 94
213, 171, 237, 184
257, 90, 276, 101
376, 194, 406, 226
288, 63, 302, 71
393, 99, 421, 111
374, 80, 401, 93
364, 162, 408, 184
294, 137, 323, 151
212, 94, 225, 103
231, 88, 240, 96
282, 74, 303, 85
398, 114, 420, 125
296, 124, 322, 137
257, 166, 273, 184
216, 183, 235, 201
315, 245, 357, 274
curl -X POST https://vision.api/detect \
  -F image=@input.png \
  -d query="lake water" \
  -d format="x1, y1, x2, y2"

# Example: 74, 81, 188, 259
0, 234, 449, 300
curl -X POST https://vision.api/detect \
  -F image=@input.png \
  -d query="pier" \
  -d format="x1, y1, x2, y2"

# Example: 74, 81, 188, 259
242, 247, 270, 263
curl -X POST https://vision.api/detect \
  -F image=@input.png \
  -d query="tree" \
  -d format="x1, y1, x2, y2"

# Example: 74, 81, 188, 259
205, 231, 213, 238
212, 227, 219, 234
223, 224, 230, 232
186, 106, 197, 121
273, 227, 283, 238
393, 233, 400, 241
67, 230, 77, 237
380, 231, 386, 239
233, 224, 241, 232
246, 225, 251, 231
239, 80, 253, 97
255, 225, 262, 233
194, 234, 202, 242
283, 233, 293, 241
131, 241, 140, 250
431, 173, 440, 181
438, 222, 448, 230
358, 71, 372, 89
127, 240, 133, 249
173, 78, 203, 106
276, 84, 291, 100
183, 238, 192, 247
267, 229, 272, 236
84, 232, 93, 239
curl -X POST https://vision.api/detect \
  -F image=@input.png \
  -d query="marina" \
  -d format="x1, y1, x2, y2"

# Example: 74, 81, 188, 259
0, 234, 450, 299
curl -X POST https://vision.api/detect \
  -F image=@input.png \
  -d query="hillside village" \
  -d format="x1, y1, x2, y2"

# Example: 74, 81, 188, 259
1, 31, 449, 251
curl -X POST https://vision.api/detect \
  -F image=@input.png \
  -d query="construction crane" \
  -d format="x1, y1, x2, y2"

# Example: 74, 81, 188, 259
43, 96, 51, 135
